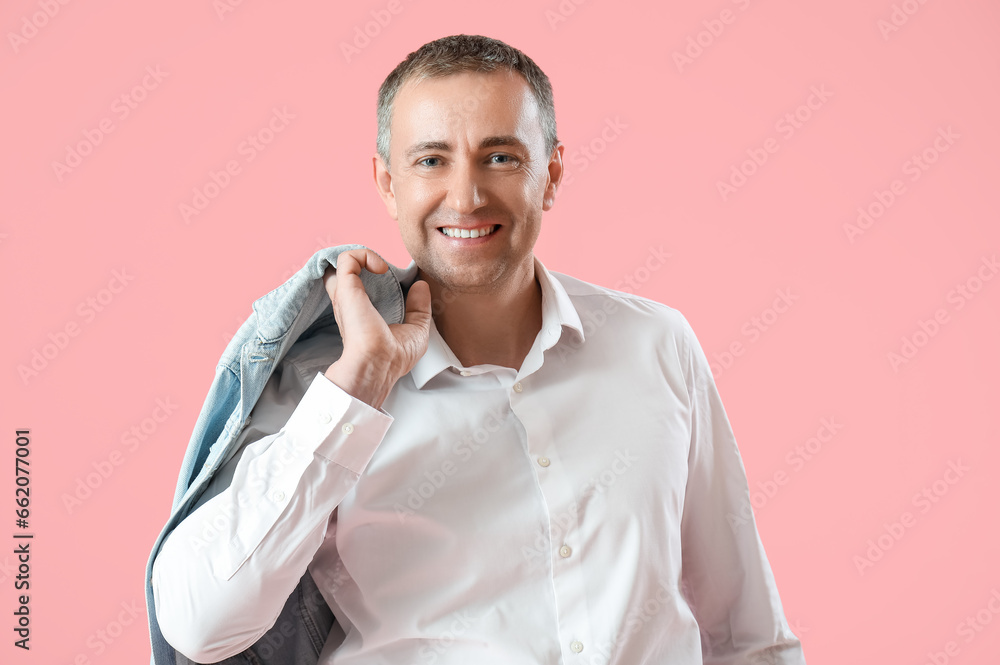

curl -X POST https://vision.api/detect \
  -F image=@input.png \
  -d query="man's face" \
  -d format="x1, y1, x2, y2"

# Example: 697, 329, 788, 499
374, 70, 563, 297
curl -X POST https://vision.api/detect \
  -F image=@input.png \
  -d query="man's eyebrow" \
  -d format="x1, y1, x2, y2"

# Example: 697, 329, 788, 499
404, 135, 527, 159
479, 135, 526, 150
405, 141, 450, 159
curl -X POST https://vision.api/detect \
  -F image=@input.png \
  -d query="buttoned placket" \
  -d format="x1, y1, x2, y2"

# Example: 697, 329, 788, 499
450, 329, 599, 662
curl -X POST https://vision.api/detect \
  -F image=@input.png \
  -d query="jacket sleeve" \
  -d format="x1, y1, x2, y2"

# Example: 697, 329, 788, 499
151, 370, 392, 663
677, 315, 807, 665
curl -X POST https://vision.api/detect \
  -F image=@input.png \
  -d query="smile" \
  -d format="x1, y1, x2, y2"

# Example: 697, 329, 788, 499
438, 225, 498, 239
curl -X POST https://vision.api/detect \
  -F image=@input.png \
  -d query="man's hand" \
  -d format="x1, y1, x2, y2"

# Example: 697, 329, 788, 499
322, 249, 431, 410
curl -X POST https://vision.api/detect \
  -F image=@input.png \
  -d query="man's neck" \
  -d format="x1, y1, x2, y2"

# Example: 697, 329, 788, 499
422, 262, 543, 372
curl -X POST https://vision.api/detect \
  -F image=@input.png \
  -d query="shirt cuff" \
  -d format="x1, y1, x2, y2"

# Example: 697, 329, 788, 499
285, 372, 394, 474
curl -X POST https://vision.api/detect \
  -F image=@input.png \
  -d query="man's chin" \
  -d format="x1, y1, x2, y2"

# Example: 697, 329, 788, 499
417, 265, 503, 298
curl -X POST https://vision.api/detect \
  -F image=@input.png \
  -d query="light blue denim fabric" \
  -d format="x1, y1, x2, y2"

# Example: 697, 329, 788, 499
145, 244, 419, 665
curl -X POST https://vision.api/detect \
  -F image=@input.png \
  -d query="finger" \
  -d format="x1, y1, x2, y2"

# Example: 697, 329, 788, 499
333, 250, 393, 315
322, 265, 338, 298
338, 249, 388, 278
332, 251, 389, 316
402, 280, 432, 328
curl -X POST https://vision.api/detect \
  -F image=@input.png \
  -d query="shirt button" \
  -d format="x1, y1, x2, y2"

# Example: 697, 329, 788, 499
342, 423, 354, 435
537, 457, 551, 467
512, 382, 523, 393
460, 369, 471, 376
319, 412, 333, 424
559, 545, 572, 558
570, 640, 584, 653
272, 491, 285, 502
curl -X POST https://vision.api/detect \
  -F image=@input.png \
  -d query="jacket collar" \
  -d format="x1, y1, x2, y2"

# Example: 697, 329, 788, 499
409, 255, 585, 389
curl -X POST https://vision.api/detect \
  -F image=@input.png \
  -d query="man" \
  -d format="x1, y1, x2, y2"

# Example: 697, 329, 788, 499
150, 34, 806, 664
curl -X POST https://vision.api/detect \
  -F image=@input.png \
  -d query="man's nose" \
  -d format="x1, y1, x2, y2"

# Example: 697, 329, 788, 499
445, 161, 487, 214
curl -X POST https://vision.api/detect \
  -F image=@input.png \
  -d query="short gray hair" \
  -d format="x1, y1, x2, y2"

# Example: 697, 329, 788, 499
376, 34, 558, 170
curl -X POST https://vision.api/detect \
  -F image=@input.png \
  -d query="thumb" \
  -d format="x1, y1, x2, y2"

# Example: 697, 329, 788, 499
403, 280, 432, 329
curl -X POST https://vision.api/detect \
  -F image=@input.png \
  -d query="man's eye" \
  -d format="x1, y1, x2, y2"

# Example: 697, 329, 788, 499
418, 157, 441, 167
490, 154, 515, 165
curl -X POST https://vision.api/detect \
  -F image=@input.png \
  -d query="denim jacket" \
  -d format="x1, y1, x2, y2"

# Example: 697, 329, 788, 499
145, 244, 419, 665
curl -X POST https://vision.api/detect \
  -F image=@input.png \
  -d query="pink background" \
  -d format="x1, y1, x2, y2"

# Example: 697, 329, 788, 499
3, 0, 999, 663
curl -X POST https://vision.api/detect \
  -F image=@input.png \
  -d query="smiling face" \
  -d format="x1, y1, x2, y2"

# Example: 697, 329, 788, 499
374, 70, 563, 298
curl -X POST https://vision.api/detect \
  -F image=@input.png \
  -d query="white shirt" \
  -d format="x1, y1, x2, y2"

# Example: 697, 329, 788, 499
152, 256, 805, 664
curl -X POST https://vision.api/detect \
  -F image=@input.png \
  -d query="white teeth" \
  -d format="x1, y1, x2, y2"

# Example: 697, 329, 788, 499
440, 225, 496, 238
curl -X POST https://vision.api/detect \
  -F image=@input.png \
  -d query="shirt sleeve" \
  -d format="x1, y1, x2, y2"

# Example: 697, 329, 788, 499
677, 315, 807, 665
151, 371, 392, 663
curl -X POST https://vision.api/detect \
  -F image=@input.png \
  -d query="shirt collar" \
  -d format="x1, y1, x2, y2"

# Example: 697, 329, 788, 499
409, 255, 585, 389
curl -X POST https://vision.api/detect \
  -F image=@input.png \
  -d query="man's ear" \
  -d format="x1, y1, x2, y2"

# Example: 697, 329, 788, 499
542, 141, 565, 212
373, 154, 398, 220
